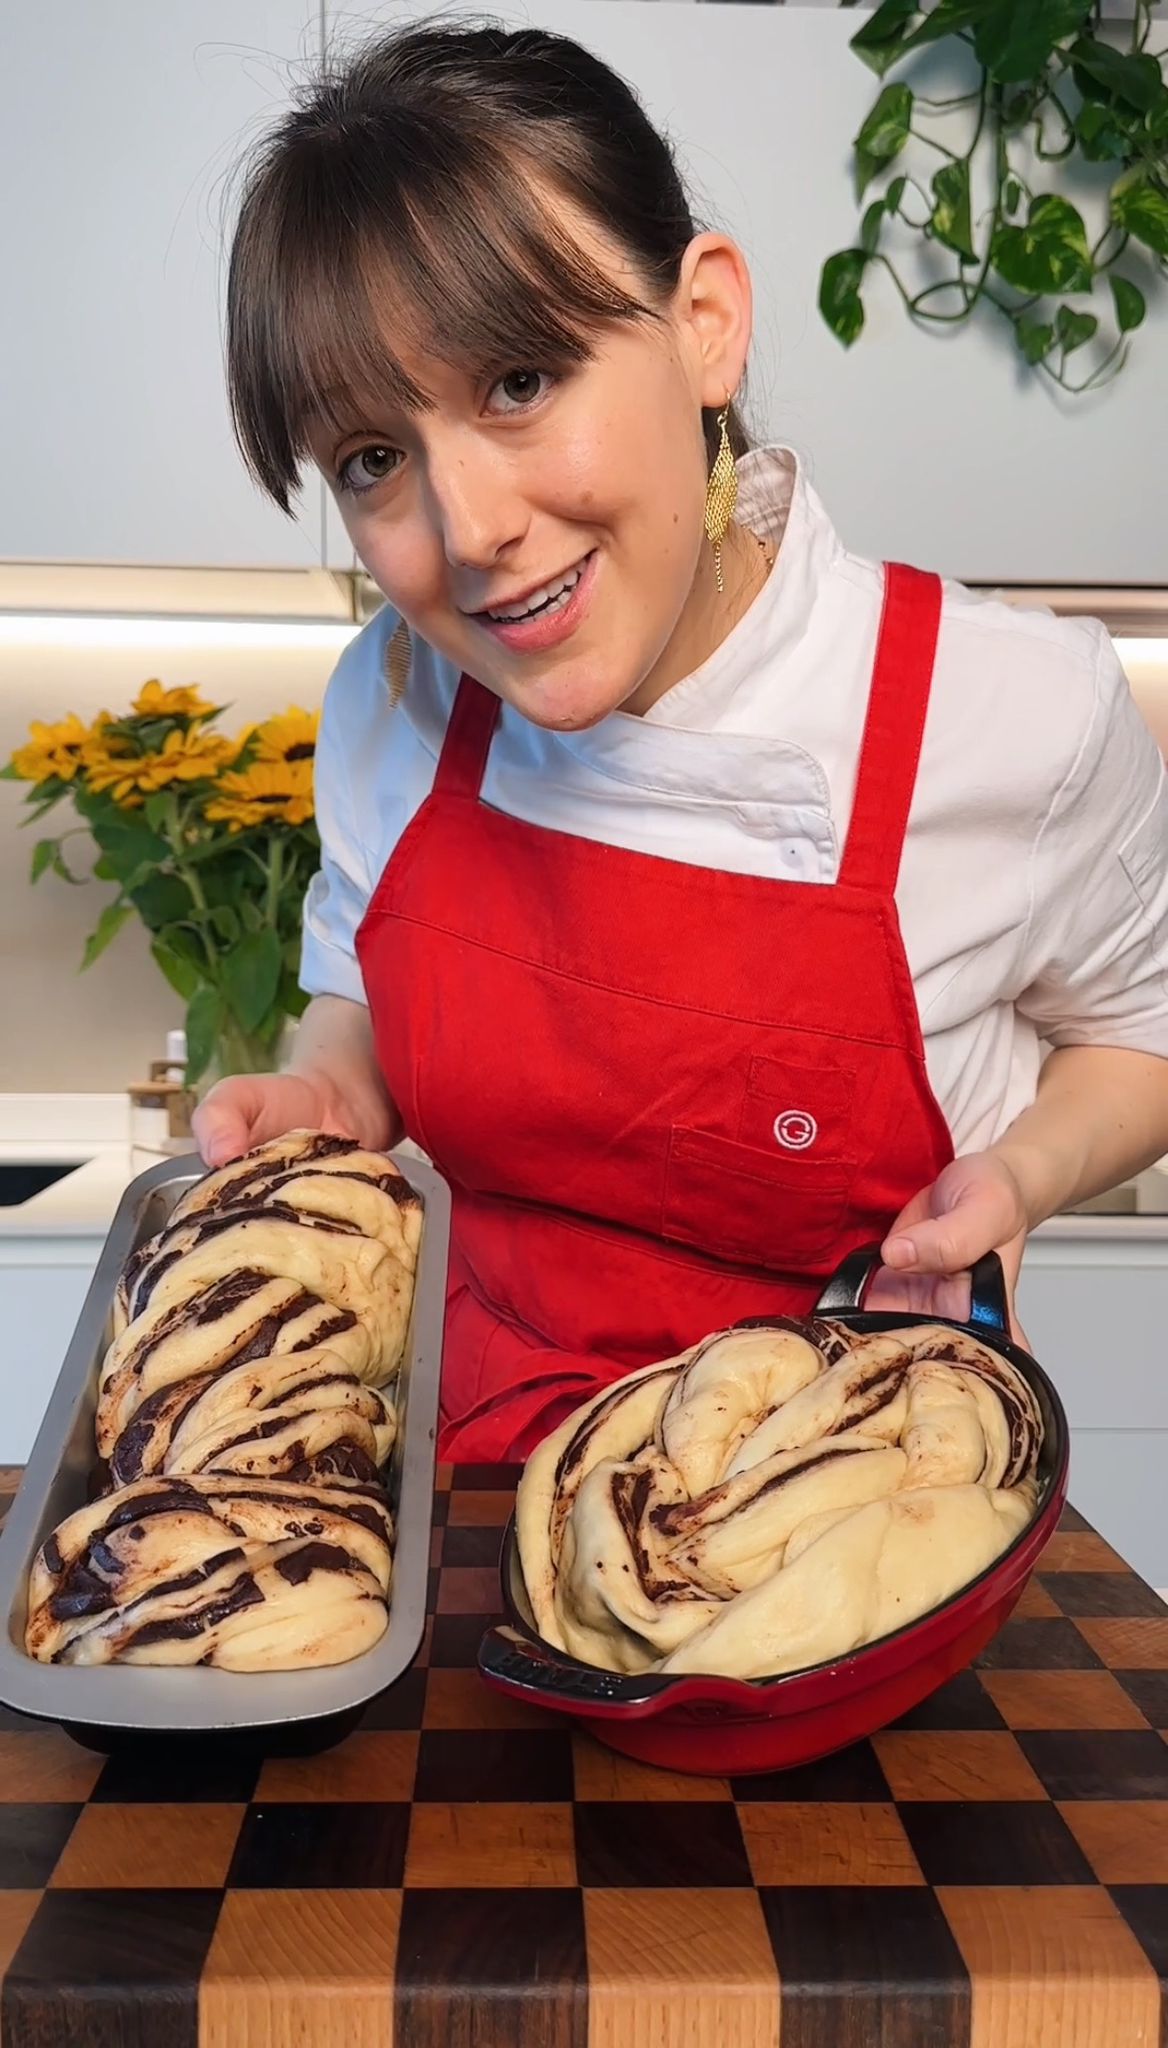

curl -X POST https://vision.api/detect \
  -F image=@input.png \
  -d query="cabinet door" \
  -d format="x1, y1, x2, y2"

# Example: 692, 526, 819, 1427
0, 1, 325, 567
324, 2, 1168, 584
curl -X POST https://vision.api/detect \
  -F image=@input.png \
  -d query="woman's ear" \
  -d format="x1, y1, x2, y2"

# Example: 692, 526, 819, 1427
674, 233, 754, 411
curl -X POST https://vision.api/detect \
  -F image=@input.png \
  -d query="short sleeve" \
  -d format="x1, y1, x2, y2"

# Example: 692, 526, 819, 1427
1017, 626, 1168, 1054
299, 657, 377, 1007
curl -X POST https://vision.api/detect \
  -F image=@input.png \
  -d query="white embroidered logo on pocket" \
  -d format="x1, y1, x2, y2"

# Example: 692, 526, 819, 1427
774, 1110, 818, 1152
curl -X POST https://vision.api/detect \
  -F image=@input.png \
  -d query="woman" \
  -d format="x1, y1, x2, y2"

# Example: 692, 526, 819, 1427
195, 21, 1168, 1462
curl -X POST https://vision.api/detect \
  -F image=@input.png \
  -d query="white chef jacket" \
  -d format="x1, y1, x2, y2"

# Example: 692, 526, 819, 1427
301, 445, 1168, 1157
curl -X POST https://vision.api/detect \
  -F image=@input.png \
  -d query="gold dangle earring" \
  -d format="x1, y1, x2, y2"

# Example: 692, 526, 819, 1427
385, 617, 411, 709
703, 399, 738, 595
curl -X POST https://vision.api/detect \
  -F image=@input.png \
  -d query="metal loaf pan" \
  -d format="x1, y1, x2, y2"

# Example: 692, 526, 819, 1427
0, 1148, 450, 1740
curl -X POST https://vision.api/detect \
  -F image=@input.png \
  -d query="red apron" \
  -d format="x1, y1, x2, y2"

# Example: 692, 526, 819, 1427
355, 561, 954, 1462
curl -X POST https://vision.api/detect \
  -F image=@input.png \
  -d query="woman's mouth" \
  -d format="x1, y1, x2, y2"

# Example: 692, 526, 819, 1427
473, 551, 597, 654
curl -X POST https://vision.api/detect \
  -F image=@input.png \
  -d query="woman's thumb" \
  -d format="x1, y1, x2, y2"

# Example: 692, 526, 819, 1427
882, 1170, 990, 1275
191, 1087, 257, 1168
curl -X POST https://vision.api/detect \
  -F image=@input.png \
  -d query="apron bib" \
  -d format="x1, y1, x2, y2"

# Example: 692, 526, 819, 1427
356, 561, 953, 1460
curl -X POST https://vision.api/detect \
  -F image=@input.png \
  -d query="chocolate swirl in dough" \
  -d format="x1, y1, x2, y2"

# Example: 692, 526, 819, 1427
517, 1317, 1042, 1679
27, 1132, 419, 1672
25, 1473, 394, 1670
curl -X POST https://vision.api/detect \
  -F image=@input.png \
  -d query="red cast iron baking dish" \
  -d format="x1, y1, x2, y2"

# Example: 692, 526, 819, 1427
478, 1247, 1069, 1775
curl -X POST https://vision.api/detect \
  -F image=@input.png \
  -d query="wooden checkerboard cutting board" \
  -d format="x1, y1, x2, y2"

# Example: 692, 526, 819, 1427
1, 1463, 1166, 2047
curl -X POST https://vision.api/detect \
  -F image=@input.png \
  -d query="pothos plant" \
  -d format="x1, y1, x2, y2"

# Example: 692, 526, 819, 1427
821, 0, 1168, 390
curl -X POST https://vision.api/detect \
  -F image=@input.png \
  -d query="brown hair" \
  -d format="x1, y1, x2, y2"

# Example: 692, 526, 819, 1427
225, 17, 750, 515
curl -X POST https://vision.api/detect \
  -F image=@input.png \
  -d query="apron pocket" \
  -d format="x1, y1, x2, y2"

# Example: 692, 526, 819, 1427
662, 1123, 854, 1270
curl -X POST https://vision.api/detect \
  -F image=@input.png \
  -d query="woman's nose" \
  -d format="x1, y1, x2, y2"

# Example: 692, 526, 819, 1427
425, 447, 529, 571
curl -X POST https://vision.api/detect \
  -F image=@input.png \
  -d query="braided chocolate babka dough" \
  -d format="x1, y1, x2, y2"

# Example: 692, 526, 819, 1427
26, 1133, 421, 1671
517, 1317, 1042, 1680
25, 1474, 394, 1671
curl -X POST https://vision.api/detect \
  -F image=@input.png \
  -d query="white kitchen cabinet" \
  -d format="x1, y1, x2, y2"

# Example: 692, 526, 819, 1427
327, 3, 1168, 583
1018, 1223, 1168, 1591
0, 2, 325, 568
0, 1243, 100, 1466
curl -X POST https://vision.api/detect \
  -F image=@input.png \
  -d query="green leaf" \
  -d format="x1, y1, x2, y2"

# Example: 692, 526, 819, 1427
81, 900, 132, 970
185, 984, 224, 1087
901, 0, 989, 57
1111, 173, 1168, 259
30, 838, 58, 883
854, 83, 913, 196
1075, 101, 1135, 162
86, 811, 168, 884
128, 873, 195, 932
222, 927, 282, 1035
1110, 274, 1147, 332
1016, 318, 1056, 364
861, 199, 887, 256
973, 0, 1091, 83
819, 249, 868, 347
1004, 177, 1023, 217
991, 193, 1093, 293
1055, 305, 1099, 353
143, 793, 173, 834
209, 904, 242, 945
0, 760, 23, 781
151, 937, 201, 1003
1070, 38, 1163, 113
850, 0, 919, 76
886, 174, 908, 213
931, 160, 976, 261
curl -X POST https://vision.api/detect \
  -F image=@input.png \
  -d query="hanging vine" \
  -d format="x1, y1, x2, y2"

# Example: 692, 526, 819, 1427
820, 0, 1168, 390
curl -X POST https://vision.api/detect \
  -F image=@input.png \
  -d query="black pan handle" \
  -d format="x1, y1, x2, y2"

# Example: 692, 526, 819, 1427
814, 1242, 1009, 1335
478, 1625, 665, 1705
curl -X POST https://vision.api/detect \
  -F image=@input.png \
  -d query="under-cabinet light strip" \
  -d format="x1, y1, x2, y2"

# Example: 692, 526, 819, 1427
0, 614, 360, 651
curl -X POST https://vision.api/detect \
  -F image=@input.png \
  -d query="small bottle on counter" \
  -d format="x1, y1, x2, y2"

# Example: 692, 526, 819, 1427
128, 1030, 198, 1172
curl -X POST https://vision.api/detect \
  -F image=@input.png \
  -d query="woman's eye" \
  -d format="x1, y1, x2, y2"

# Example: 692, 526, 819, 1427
489, 369, 554, 413
338, 445, 400, 495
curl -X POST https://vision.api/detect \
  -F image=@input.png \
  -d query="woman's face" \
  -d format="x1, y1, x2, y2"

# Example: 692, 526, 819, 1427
308, 207, 754, 730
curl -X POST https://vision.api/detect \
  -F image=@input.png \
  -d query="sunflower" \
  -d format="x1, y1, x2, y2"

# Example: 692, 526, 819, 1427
131, 679, 216, 721
205, 758, 315, 832
253, 707, 319, 765
86, 727, 233, 805
10, 714, 98, 786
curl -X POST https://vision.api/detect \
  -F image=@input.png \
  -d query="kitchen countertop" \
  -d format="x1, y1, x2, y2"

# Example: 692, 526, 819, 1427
2, 1464, 1167, 2048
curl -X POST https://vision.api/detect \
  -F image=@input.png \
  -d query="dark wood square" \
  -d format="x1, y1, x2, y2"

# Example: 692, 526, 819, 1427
732, 1742, 891, 1803
1109, 1885, 1168, 1999
574, 1801, 752, 1888
1115, 1669, 1168, 1729
975, 1618, 1104, 1670
1017, 1730, 1168, 1801
889, 1670, 1007, 1732
442, 1522, 506, 1568
227, 1801, 409, 1887
431, 1491, 450, 1525
395, 1887, 586, 2048
1041, 1574, 1168, 1620
0, 1805, 81, 1888
897, 1800, 1095, 1885
358, 1667, 428, 1730
413, 1728, 573, 1802
759, 1885, 970, 2047
92, 1738, 261, 1803
451, 1465, 523, 1490
1, 1888, 223, 2048
428, 1613, 495, 1667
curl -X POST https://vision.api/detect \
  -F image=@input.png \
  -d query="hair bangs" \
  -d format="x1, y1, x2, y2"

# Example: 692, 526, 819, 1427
227, 105, 655, 515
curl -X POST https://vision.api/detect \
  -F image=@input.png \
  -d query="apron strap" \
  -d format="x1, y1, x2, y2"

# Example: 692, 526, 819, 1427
433, 674, 500, 799
838, 562, 943, 896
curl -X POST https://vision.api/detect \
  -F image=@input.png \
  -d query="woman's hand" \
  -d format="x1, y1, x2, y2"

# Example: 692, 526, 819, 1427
868, 1151, 1030, 1333
190, 994, 399, 1168
192, 1071, 380, 1169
